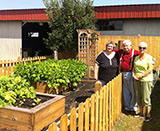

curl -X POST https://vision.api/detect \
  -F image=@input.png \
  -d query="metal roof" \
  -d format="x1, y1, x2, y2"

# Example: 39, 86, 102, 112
0, 4, 160, 21
95, 4, 160, 19
0, 9, 48, 21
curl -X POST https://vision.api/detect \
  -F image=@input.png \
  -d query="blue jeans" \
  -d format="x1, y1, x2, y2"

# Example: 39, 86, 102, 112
122, 72, 138, 111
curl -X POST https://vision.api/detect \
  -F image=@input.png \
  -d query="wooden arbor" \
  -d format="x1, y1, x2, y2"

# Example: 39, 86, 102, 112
77, 29, 100, 79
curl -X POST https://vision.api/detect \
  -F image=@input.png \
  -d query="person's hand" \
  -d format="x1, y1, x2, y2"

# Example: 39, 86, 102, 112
134, 75, 144, 80
133, 75, 139, 80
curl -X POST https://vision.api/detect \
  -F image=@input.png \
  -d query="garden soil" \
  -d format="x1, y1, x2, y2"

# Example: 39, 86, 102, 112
41, 80, 95, 131
62, 81, 95, 114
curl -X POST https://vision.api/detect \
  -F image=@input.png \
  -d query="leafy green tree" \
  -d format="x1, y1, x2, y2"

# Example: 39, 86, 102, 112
43, 0, 96, 59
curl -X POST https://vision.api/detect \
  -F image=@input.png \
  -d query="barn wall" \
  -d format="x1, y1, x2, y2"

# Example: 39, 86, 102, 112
0, 21, 22, 60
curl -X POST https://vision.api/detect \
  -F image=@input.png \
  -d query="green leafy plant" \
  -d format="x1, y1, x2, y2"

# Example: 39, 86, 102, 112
14, 59, 88, 90
32, 98, 41, 106
0, 75, 36, 107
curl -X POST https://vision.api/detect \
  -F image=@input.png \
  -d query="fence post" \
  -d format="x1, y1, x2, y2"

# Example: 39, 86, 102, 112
95, 81, 102, 93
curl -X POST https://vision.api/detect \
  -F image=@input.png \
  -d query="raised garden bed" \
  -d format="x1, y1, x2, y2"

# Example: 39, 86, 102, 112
34, 81, 65, 94
0, 92, 65, 131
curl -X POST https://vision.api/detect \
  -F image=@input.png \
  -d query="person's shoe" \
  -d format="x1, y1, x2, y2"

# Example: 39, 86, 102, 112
134, 113, 143, 118
144, 117, 152, 122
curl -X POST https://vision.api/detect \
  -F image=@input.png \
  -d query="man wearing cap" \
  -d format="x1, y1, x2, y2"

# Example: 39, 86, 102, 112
116, 40, 140, 112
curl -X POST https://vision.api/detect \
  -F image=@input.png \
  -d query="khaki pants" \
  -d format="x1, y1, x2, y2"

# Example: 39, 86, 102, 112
134, 80, 153, 106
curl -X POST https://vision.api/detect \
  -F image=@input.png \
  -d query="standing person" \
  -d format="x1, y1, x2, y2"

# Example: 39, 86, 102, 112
117, 40, 140, 112
94, 41, 118, 87
133, 42, 153, 122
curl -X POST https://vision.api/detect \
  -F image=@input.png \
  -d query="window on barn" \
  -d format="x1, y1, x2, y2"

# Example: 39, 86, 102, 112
95, 20, 123, 31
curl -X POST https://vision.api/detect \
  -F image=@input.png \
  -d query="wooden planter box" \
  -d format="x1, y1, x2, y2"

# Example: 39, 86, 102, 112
34, 81, 66, 94
0, 92, 65, 131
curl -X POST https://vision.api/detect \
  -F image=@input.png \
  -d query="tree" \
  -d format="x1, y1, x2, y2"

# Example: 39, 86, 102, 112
43, 0, 96, 59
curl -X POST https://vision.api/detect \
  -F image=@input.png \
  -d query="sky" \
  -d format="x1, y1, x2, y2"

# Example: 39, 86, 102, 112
0, 0, 160, 10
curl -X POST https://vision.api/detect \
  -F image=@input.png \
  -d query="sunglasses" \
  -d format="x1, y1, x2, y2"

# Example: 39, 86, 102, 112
139, 46, 146, 50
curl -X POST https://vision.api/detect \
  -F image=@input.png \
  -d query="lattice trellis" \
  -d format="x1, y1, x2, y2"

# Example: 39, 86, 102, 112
77, 29, 100, 79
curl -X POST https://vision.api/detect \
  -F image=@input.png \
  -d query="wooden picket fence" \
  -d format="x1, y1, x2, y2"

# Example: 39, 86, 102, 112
0, 56, 47, 76
48, 73, 122, 131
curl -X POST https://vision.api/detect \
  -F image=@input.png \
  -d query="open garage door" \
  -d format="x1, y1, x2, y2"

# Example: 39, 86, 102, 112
22, 22, 52, 58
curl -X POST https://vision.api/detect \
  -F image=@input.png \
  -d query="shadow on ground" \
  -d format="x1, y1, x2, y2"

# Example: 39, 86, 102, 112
142, 80, 160, 131
113, 79, 160, 131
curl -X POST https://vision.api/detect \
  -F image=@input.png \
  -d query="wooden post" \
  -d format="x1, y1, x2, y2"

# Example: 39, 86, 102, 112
95, 81, 102, 93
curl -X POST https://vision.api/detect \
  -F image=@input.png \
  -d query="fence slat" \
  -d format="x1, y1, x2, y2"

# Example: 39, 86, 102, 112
91, 94, 95, 131
78, 102, 84, 131
105, 84, 109, 131
70, 108, 77, 131
95, 91, 99, 131
102, 86, 106, 131
0, 60, 2, 75
10, 60, 14, 73
4, 60, 6, 75
99, 89, 103, 131
111, 81, 114, 127
48, 122, 57, 131
108, 82, 112, 131
114, 77, 118, 122
85, 98, 90, 131
7, 60, 10, 76
60, 114, 68, 131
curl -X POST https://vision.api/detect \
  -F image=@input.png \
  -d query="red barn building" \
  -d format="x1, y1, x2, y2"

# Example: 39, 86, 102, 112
0, 4, 160, 59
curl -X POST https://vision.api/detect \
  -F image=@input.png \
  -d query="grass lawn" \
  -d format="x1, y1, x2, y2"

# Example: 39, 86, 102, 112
113, 79, 160, 131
